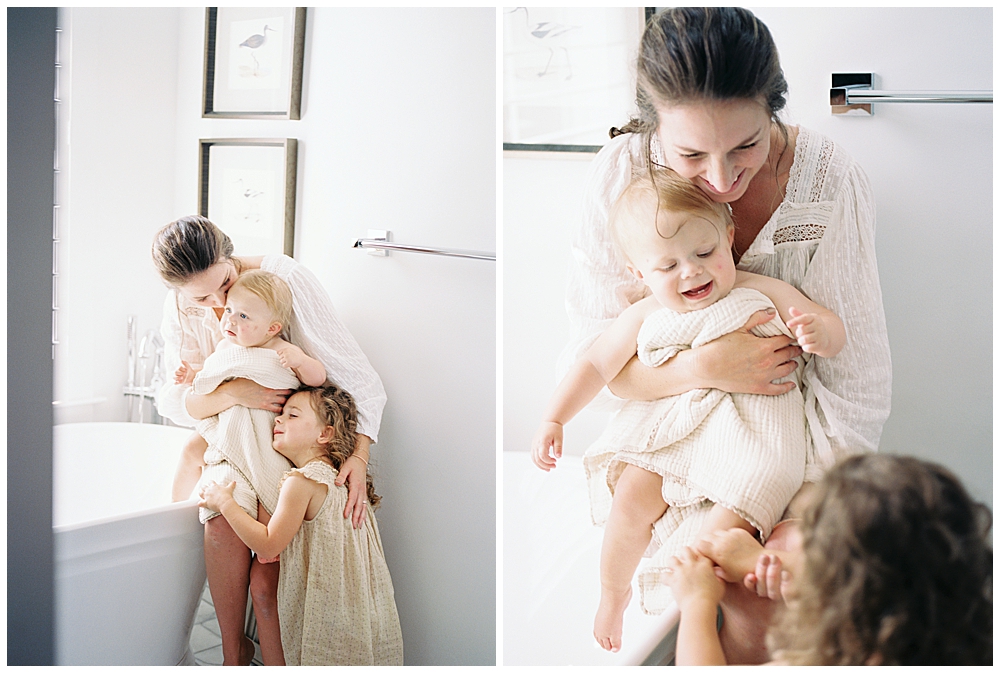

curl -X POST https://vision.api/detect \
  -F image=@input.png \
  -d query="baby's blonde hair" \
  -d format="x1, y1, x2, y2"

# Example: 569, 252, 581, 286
609, 168, 733, 265
230, 269, 293, 331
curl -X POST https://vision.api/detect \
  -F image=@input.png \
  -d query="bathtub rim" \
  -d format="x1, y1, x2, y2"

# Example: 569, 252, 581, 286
53, 497, 199, 535
52, 420, 197, 531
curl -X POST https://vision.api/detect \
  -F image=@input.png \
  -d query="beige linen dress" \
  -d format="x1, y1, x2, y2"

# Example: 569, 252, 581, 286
277, 461, 403, 665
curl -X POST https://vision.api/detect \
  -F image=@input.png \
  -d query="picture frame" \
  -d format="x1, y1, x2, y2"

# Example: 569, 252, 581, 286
198, 138, 298, 257
202, 7, 306, 119
502, 7, 654, 154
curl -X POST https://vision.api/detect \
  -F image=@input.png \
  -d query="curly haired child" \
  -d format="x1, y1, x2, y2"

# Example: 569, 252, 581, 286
664, 453, 992, 665
201, 384, 403, 665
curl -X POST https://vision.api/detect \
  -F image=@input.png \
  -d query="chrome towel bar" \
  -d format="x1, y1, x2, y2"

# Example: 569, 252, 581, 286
837, 90, 992, 104
831, 73, 992, 115
353, 230, 495, 262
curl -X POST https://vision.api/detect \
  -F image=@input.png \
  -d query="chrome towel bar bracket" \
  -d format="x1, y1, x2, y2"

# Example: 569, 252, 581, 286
353, 229, 496, 262
831, 73, 992, 116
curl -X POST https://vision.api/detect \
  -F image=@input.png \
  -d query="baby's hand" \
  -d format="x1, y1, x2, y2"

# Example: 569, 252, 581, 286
198, 480, 236, 511
695, 528, 764, 583
785, 307, 831, 356
663, 547, 725, 612
276, 344, 306, 371
531, 422, 563, 471
174, 360, 197, 385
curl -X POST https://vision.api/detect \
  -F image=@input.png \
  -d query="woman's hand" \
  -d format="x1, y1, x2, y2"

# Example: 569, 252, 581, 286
334, 454, 368, 529
694, 309, 802, 395
334, 433, 372, 528
185, 378, 292, 419
222, 378, 293, 413
608, 309, 802, 400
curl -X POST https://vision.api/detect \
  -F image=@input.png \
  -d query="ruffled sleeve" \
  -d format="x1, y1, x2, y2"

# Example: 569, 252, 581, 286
154, 291, 206, 428
798, 158, 892, 474
262, 255, 387, 443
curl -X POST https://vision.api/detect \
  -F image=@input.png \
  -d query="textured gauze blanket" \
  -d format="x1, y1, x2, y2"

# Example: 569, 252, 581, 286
193, 345, 302, 523
583, 287, 807, 614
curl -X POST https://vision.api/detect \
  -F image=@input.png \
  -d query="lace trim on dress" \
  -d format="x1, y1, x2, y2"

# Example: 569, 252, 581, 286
772, 223, 827, 245
809, 137, 836, 204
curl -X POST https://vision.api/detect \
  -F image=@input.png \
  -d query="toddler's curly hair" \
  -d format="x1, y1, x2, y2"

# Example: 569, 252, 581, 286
770, 453, 992, 665
296, 384, 380, 509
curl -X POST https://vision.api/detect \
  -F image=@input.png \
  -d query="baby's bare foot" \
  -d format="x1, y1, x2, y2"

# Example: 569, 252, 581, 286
594, 585, 632, 653
696, 528, 763, 582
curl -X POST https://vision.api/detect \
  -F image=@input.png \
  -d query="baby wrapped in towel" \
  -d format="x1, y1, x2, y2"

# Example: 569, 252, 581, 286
584, 287, 806, 614
531, 170, 846, 651
189, 270, 328, 525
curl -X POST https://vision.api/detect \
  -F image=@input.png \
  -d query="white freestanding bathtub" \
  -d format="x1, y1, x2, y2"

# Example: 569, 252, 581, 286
53, 422, 206, 665
503, 451, 679, 665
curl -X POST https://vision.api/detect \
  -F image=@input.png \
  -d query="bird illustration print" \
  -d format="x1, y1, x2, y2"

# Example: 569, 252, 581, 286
239, 25, 276, 77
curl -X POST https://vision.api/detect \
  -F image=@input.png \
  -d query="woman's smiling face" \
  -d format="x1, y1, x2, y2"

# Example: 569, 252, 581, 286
176, 260, 238, 308
656, 98, 773, 203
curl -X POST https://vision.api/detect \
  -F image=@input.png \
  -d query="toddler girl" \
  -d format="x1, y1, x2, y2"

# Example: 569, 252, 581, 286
200, 384, 404, 665
665, 453, 993, 665
531, 169, 845, 651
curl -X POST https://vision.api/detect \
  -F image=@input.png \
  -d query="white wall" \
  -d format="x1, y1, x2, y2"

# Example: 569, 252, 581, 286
503, 7, 992, 509
58, 7, 495, 664
55, 8, 181, 423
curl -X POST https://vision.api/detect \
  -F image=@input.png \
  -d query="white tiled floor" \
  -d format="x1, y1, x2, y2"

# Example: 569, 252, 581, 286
190, 583, 263, 666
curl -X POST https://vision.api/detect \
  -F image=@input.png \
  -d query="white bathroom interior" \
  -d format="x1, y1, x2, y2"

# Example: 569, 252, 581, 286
503, 7, 991, 665
43, 6, 494, 666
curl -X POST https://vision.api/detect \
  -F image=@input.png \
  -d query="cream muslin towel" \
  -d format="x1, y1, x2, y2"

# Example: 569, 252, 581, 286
583, 288, 807, 614
193, 345, 301, 523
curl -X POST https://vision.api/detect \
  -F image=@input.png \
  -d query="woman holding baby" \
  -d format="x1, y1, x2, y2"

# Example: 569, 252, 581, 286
152, 215, 393, 664
568, 7, 891, 662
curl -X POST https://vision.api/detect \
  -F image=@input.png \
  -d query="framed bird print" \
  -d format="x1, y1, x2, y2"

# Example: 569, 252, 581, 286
202, 7, 306, 119
502, 7, 652, 153
199, 138, 298, 256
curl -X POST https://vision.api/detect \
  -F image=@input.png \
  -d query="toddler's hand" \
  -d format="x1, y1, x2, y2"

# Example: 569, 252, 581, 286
663, 547, 725, 612
695, 528, 764, 583
198, 480, 236, 511
743, 553, 792, 602
174, 360, 197, 385
785, 307, 830, 356
531, 422, 563, 471
276, 345, 305, 371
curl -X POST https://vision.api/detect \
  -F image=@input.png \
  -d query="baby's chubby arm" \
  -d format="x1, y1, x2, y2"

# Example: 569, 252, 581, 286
736, 271, 846, 358
274, 339, 327, 387
531, 297, 658, 470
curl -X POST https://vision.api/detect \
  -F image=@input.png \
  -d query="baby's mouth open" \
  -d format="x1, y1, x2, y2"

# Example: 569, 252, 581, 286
682, 281, 713, 300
